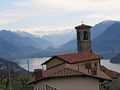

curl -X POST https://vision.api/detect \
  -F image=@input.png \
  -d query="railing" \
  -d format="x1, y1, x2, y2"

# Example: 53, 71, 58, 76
37, 84, 61, 90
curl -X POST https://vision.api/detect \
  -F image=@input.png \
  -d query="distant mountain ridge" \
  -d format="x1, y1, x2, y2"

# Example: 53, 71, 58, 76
0, 20, 120, 61
92, 21, 120, 58
91, 20, 115, 39
0, 30, 55, 59
41, 29, 76, 46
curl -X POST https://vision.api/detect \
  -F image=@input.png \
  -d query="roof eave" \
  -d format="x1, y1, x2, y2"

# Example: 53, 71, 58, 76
27, 73, 111, 85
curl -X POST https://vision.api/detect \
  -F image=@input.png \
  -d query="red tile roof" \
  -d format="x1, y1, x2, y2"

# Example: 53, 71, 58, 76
28, 65, 111, 85
48, 67, 111, 81
79, 67, 111, 81
100, 66, 120, 79
75, 24, 92, 29
57, 51, 102, 63
49, 68, 83, 77
42, 51, 102, 65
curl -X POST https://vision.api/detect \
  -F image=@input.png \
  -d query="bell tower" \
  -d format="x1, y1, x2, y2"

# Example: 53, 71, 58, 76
75, 24, 92, 52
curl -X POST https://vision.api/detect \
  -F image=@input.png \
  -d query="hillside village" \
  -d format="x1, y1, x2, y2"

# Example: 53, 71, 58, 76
0, 0, 120, 90
27, 24, 120, 90
0, 21, 120, 90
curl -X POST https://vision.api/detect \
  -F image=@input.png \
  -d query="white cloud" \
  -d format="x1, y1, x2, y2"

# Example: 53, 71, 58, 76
0, 18, 20, 24
13, 0, 120, 12
0, 8, 39, 18
12, 0, 120, 23
0, 0, 120, 34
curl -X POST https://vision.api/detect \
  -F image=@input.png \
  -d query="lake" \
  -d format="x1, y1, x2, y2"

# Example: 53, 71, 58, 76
13, 58, 120, 72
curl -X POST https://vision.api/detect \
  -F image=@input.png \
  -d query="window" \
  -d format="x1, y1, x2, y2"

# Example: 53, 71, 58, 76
94, 63, 98, 68
77, 31, 80, 41
83, 31, 89, 40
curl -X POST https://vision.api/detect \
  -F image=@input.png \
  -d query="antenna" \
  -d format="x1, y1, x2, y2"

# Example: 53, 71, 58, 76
27, 59, 29, 80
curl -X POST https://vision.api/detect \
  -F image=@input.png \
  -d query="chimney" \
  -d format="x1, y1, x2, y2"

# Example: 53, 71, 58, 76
75, 24, 92, 52
34, 69, 43, 80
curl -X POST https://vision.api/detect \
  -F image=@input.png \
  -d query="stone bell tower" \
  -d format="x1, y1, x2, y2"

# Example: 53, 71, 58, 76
75, 24, 92, 52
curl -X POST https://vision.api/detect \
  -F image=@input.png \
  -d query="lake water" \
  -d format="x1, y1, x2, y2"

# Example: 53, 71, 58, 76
13, 58, 120, 72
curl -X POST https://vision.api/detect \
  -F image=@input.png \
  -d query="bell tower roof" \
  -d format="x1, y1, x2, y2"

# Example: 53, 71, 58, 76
75, 24, 92, 29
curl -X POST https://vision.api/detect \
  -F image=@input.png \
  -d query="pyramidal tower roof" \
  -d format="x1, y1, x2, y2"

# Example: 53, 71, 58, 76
75, 24, 92, 29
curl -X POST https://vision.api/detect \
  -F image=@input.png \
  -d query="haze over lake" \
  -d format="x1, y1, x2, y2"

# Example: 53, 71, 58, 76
13, 57, 120, 72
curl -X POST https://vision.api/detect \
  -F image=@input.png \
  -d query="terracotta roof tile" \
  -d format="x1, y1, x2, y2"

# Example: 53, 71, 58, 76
42, 52, 102, 65
100, 66, 120, 79
56, 51, 102, 63
28, 65, 111, 85
48, 67, 111, 81
49, 68, 83, 77
79, 67, 111, 80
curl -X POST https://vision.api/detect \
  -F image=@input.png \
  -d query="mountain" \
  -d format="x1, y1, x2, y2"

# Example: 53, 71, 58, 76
15, 31, 35, 38
0, 30, 54, 59
91, 20, 115, 39
92, 21, 120, 58
0, 57, 28, 78
41, 29, 76, 46
58, 39, 77, 53
15, 31, 56, 49
0, 20, 119, 60
110, 53, 120, 63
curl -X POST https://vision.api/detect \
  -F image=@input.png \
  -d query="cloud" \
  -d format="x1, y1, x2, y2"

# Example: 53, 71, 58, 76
0, 0, 120, 35
13, 0, 120, 12
12, 0, 120, 23
0, 18, 20, 24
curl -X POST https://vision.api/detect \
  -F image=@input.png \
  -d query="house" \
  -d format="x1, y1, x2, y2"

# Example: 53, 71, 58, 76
28, 51, 112, 90
100, 66, 120, 90
27, 23, 119, 90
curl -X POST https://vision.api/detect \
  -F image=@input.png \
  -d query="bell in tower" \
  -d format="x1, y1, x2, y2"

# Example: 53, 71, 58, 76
75, 24, 92, 52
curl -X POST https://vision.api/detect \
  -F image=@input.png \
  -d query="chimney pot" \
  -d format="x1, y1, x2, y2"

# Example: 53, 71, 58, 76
34, 69, 43, 80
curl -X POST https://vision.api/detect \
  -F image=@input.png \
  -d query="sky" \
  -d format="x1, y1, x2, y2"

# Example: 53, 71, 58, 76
0, 0, 120, 35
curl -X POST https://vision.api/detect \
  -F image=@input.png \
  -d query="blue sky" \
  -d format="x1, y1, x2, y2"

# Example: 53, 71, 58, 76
0, 0, 120, 35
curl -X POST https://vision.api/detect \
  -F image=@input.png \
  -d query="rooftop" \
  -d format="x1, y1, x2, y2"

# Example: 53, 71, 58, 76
100, 66, 120, 79
75, 24, 92, 29
28, 64, 111, 85
42, 51, 102, 65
